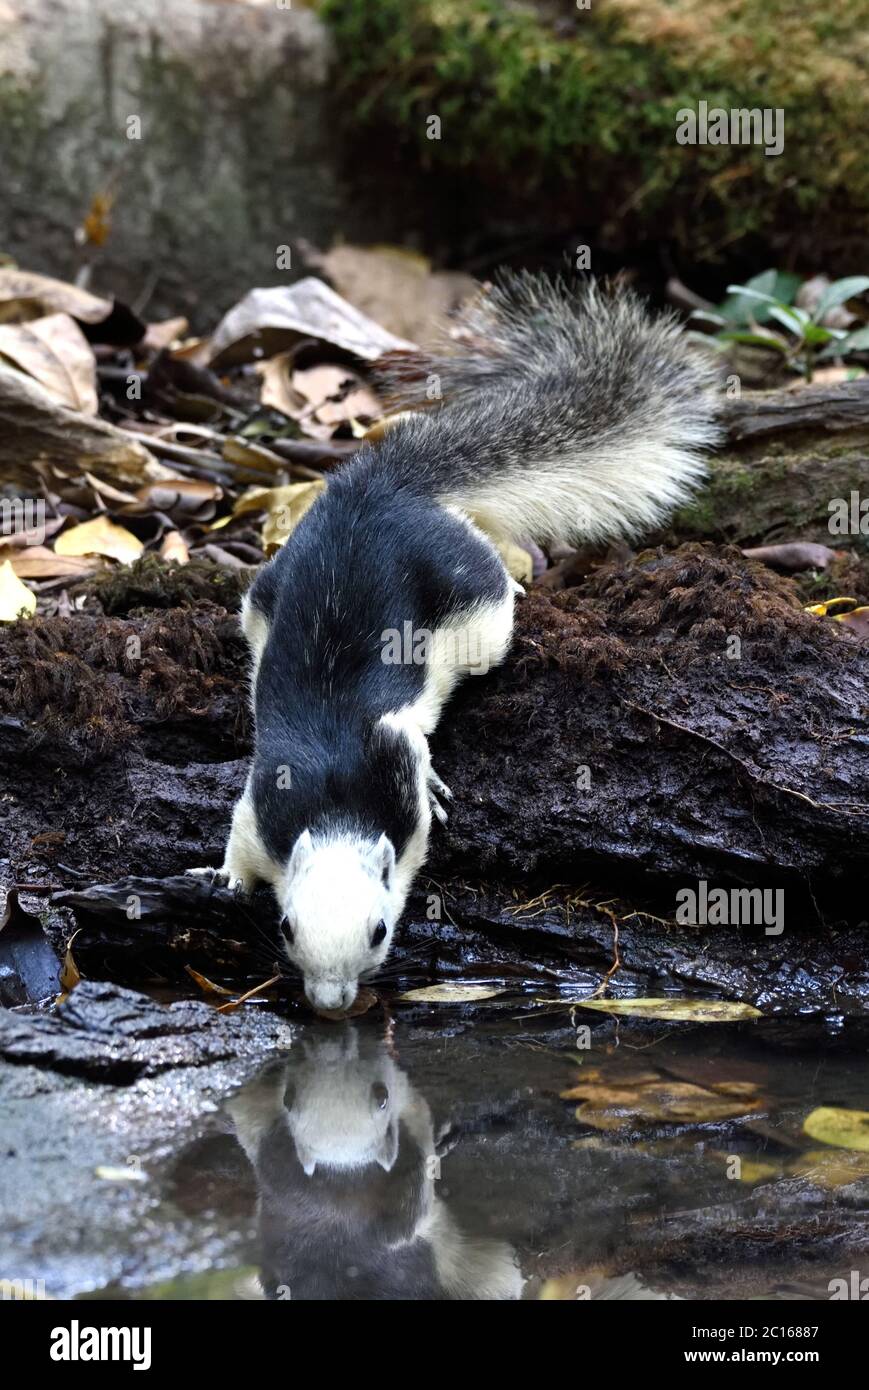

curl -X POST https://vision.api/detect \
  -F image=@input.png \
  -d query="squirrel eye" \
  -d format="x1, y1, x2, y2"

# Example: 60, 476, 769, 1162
371, 920, 387, 947
280, 916, 295, 946
372, 1082, 389, 1110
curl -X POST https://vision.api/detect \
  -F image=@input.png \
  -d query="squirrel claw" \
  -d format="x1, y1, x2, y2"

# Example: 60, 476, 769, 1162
430, 794, 449, 826
186, 866, 228, 887
428, 769, 453, 802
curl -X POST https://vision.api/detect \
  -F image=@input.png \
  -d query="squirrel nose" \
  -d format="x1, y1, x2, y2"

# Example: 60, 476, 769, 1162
306, 979, 354, 1012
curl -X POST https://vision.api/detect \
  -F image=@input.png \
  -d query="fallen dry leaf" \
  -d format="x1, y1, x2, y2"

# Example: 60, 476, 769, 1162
0, 313, 98, 413
0, 545, 99, 580
0, 268, 113, 325
569, 997, 762, 1022
398, 983, 505, 1003
256, 351, 307, 416
184, 964, 235, 998
292, 363, 382, 428
56, 929, 82, 1003
77, 190, 115, 249
233, 480, 326, 552
208, 277, 415, 369
142, 316, 190, 353
304, 243, 476, 346
742, 542, 838, 573
159, 531, 190, 565
128, 478, 222, 523
834, 606, 869, 638
0, 559, 36, 620
217, 974, 282, 1014
55, 516, 144, 564
0, 364, 156, 489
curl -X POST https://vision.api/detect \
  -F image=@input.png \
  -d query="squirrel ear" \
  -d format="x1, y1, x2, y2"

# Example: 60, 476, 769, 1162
288, 828, 313, 878
375, 1119, 399, 1173
294, 1139, 317, 1178
371, 833, 395, 885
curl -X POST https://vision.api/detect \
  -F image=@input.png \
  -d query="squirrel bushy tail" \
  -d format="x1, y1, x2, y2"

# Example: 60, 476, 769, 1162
371, 272, 720, 547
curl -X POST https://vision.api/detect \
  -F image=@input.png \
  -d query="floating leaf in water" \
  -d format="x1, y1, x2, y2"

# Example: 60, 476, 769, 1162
184, 964, 235, 998
55, 516, 144, 565
570, 997, 761, 1022
788, 1148, 869, 1189
574, 1080, 761, 1130
0, 560, 36, 621
803, 1105, 869, 1152
216, 974, 281, 1014
399, 983, 505, 1003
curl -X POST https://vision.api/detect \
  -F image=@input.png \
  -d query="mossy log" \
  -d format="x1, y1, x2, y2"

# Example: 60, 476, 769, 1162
669, 380, 869, 547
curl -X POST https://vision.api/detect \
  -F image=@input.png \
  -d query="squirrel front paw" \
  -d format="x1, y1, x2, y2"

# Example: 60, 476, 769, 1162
186, 865, 229, 886
185, 865, 252, 897
427, 768, 453, 825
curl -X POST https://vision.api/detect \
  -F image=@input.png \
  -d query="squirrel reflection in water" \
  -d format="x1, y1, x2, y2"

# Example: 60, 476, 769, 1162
227, 1027, 523, 1301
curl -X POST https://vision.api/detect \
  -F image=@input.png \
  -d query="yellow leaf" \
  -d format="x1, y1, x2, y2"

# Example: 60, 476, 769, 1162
364, 410, 416, 444
398, 983, 505, 1003
55, 516, 144, 564
0, 559, 36, 621
233, 481, 326, 553
802, 1105, 869, 1152
569, 997, 762, 1022
56, 928, 82, 1004
804, 596, 856, 616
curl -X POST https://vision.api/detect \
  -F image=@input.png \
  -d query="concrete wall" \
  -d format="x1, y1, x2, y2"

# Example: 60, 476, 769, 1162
0, 0, 349, 326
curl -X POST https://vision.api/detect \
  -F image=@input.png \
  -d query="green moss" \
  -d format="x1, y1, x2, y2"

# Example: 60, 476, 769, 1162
318, 0, 869, 269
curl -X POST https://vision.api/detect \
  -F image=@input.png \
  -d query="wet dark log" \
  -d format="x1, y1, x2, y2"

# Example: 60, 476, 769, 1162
41, 873, 869, 1016
722, 378, 869, 444
1, 543, 865, 1014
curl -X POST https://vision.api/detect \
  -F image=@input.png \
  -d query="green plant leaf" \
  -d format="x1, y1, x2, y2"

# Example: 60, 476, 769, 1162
717, 329, 789, 353
818, 325, 869, 358
802, 322, 839, 346
812, 276, 869, 323
719, 271, 802, 326
766, 304, 807, 336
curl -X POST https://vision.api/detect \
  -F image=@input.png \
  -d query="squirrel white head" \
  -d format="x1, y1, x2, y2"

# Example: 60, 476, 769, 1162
279, 829, 398, 1011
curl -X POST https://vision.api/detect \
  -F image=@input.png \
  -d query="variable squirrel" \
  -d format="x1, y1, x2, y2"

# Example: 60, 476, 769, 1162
227, 1030, 523, 1298
189, 274, 719, 1011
